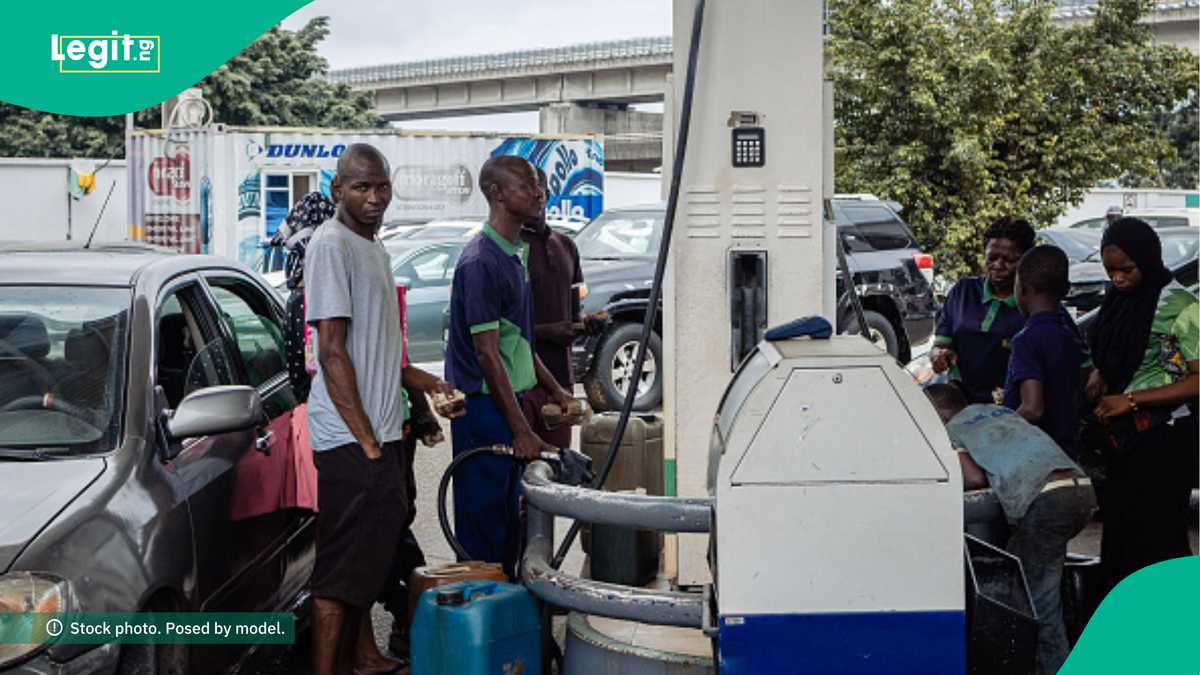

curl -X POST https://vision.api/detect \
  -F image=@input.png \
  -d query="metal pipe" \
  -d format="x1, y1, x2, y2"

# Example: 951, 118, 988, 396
522, 502, 705, 628
523, 461, 712, 533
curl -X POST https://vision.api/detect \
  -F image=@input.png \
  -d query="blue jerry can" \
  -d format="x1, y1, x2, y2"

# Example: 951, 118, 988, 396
411, 580, 542, 675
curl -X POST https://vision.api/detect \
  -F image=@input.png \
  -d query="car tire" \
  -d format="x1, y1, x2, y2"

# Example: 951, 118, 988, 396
847, 310, 900, 359
583, 323, 663, 412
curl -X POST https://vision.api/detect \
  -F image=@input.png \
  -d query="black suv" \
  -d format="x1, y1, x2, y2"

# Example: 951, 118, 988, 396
573, 198, 937, 411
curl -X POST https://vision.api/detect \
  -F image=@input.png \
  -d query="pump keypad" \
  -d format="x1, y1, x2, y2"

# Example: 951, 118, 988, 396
732, 127, 766, 168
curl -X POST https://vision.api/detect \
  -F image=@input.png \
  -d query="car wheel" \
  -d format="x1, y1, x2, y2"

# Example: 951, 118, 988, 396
584, 323, 662, 412
848, 310, 900, 359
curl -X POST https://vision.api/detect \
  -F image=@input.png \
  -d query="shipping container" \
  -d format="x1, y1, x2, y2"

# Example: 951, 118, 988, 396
127, 126, 604, 267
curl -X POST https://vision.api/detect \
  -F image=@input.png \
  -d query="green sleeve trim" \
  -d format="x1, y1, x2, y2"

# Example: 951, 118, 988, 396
1082, 359, 1094, 369
469, 321, 500, 335
934, 336, 954, 347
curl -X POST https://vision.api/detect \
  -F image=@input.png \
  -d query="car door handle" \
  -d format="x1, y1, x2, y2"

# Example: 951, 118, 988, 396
255, 429, 275, 454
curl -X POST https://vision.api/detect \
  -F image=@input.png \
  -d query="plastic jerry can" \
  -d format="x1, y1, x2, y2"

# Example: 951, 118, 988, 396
411, 581, 542, 675
581, 412, 664, 494
406, 561, 508, 629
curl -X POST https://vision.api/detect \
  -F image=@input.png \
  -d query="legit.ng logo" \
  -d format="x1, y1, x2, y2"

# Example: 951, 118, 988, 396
50, 31, 160, 73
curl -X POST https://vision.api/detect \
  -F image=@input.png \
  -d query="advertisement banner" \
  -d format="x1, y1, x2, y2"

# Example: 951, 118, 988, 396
128, 129, 210, 253
152, 128, 607, 266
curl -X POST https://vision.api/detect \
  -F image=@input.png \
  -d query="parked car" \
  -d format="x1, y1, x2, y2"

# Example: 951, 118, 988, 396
380, 217, 431, 241
571, 198, 938, 411
386, 239, 467, 362
0, 242, 314, 674
1069, 209, 1200, 230
1065, 227, 1199, 314
831, 195, 938, 363
546, 216, 589, 237
260, 269, 288, 295
400, 219, 485, 241
1036, 228, 1102, 263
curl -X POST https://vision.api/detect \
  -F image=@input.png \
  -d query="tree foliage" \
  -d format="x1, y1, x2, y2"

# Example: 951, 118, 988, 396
828, 0, 1199, 277
0, 17, 378, 159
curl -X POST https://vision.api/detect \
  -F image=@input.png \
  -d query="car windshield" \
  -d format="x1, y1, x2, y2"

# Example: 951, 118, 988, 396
408, 223, 480, 240
1161, 232, 1199, 269
0, 286, 130, 457
1041, 230, 1101, 262
575, 210, 665, 260
1083, 231, 1198, 266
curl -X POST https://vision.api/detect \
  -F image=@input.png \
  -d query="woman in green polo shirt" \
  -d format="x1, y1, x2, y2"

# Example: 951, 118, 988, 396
1088, 217, 1200, 591
931, 217, 1037, 403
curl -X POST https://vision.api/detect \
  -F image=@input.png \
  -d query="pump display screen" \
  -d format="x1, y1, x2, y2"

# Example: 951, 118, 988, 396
732, 127, 765, 167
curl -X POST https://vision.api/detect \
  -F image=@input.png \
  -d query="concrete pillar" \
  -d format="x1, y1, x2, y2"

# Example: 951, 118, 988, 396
540, 103, 664, 172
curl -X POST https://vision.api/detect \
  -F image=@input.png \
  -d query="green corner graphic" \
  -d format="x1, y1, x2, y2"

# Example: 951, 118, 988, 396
4, 2, 311, 116
1060, 556, 1199, 674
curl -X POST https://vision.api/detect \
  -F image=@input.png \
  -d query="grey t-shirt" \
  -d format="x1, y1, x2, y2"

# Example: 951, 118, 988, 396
304, 218, 404, 451
947, 404, 1083, 522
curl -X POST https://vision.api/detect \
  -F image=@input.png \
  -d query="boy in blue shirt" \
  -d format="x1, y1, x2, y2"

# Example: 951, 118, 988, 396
1004, 245, 1089, 457
926, 384, 1095, 675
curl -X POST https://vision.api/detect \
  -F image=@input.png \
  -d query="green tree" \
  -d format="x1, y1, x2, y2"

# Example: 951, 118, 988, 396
828, 0, 1199, 277
0, 17, 378, 159
1139, 93, 1199, 190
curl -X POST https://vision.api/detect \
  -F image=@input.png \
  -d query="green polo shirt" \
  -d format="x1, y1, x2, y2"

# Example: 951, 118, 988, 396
445, 223, 539, 396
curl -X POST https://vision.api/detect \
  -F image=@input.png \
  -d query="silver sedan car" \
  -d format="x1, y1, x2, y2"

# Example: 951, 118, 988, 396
0, 243, 315, 674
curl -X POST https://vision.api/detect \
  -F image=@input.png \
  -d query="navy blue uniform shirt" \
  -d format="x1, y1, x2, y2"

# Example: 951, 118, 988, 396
445, 224, 538, 396
1002, 309, 1089, 457
935, 277, 1025, 403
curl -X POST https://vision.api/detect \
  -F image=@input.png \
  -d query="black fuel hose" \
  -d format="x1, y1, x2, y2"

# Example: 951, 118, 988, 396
550, 0, 707, 570
436, 447, 497, 562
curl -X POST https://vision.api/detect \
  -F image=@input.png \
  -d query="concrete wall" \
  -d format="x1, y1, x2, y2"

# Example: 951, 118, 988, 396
605, 172, 663, 209
0, 158, 128, 244
541, 103, 664, 172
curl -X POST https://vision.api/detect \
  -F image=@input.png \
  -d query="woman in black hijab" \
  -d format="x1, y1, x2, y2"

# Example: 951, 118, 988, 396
1087, 217, 1199, 591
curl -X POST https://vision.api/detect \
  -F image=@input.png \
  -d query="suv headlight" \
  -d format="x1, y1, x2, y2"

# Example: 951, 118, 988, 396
0, 572, 69, 668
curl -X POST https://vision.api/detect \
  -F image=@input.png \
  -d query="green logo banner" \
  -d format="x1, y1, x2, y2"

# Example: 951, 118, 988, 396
4, 2, 311, 116
1061, 556, 1199, 673
0, 613, 295, 645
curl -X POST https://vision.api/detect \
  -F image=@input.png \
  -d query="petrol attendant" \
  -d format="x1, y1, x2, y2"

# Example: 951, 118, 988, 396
932, 217, 1037, 403
444, 155, 575, 577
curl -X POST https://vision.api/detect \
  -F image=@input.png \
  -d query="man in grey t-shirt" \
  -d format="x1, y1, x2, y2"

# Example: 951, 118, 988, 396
304, 144, 458, 675
926, 384, 1095, 675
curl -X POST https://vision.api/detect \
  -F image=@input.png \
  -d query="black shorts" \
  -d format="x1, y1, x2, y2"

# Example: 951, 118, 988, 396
312, 441, 410, 608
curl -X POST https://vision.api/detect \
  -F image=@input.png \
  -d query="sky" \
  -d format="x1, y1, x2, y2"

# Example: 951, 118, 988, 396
281, 0, 672, 132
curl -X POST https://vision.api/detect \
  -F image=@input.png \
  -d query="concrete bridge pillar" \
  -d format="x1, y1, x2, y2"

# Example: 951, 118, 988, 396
540, 103, 663, 173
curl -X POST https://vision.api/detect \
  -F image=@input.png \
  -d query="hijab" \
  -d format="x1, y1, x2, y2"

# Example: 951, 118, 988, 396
1088, 217, 1174, 393
270, 191, 337, 290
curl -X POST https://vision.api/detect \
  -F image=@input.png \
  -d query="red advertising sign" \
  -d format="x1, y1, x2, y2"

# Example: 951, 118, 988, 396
148, 147, 192, 203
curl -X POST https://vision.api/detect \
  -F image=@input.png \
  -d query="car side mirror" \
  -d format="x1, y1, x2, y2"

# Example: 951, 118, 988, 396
166, 385, 263, 440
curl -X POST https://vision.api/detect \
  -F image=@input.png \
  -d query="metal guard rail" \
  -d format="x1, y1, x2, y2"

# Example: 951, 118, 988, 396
521, 460, 713, 533
520, 460, 710, 628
